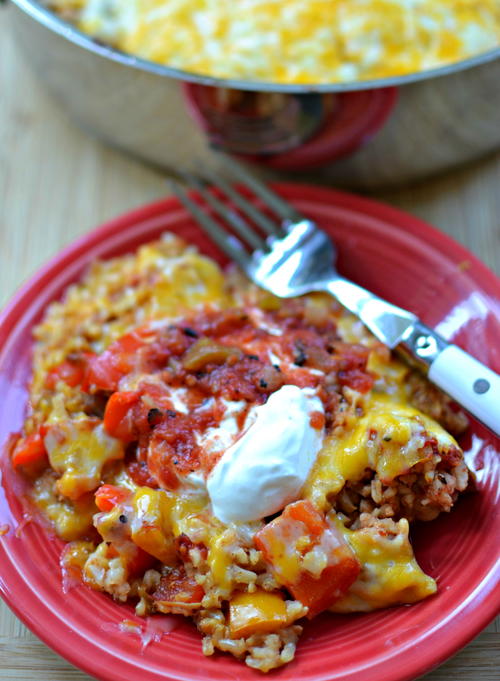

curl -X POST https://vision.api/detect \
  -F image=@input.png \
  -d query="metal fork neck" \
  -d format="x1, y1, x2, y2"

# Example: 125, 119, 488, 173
396, 321, 449, 373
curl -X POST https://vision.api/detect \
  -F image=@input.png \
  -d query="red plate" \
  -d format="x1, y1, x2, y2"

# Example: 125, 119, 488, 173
0, 184, 499, 681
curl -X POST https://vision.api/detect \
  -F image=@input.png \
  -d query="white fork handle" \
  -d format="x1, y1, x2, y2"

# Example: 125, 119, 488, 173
326, 277, 500, 434
428, 345, 500, 435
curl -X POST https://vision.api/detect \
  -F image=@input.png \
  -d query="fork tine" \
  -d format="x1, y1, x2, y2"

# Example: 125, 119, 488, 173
178, 171, 267, 252
200, 164, 283, 238
219, 155, 303, 225
169, 181, 250, 269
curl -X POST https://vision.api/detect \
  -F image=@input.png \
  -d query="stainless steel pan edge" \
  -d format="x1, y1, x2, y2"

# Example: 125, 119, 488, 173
7, 0, 500, 189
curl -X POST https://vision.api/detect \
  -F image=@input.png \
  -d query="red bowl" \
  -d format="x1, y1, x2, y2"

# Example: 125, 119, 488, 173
0, 183, 499, 681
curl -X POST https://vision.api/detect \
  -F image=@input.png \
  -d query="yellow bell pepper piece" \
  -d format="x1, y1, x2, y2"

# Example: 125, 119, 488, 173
48, 422, 124, 501
130, 487, 176, 565
229, 589, 287, 639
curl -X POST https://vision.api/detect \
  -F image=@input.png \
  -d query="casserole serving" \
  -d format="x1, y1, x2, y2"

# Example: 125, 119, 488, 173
10, 230, 472, 671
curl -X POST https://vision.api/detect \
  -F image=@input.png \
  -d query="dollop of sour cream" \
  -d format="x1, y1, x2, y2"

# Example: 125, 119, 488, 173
206, 385, 325, 523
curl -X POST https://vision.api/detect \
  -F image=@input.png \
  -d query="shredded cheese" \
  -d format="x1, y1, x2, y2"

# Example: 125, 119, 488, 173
50, 0, 500, 83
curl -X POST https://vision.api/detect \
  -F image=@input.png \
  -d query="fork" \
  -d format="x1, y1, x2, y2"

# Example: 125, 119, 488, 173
170, 156, 499, 436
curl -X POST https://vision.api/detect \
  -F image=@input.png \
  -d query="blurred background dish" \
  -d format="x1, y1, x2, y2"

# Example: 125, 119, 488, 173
45, 0, 500, 84
7, 0, 500, 189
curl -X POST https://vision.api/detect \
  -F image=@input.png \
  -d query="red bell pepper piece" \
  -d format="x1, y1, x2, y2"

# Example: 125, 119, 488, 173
11, 431, 47, 468
255, 500, 360, 618
94, 484, 130, 512
103, 391, 141, 442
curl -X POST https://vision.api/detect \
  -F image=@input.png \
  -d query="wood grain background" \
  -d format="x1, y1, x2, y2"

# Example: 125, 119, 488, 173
0, 6, 499, 680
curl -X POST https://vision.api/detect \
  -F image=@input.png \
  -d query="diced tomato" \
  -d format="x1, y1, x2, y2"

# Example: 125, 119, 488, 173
309, 411, 325, 430
127, 546, 157, 577
139, 382, 178, 410
127, 460, 159, 488
103, 391, 140, 442
146, 411, 204, 490
103, 541, 156, 577
11, 431, 47, 468
152, 567, 204, 605
104, 382, 193, 445
113, 330, 153, 372
175, 533, 208, 562
146, 439, 181, 490
255, 500, 360, 618
338, 369, 374, 393
45, 355, 93, 390
94, 484, 130, 512
335, 342, 374, 394
84, 357, 124, 393
84, 327, 156, 392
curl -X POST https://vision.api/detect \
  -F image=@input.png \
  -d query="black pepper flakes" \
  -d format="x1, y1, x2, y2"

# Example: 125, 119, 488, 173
119, 514, 128, 524
183, 327, 198, 338
294, 346, 307, 366
147, 408, 163, 427
166, 409, 177, 418
246, 354, 259, 361
259, 379, 268, 388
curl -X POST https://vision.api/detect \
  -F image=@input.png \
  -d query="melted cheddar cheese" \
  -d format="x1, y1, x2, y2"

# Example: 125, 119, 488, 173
45, 420, 124, 500
32, 470, 97, 541
171, 493, 239, 593
50, 0, 500, 83
330, 515, 437, 612
304, 393, 458, 510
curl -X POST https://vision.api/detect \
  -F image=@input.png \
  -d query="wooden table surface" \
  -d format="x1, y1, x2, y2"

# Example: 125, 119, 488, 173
0, 7, 499, 680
